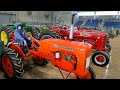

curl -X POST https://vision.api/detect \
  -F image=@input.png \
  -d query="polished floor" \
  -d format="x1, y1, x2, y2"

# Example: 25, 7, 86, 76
0, 35, 120, 79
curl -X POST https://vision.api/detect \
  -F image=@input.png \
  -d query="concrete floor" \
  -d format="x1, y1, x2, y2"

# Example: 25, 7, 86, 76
0, 35, 120, 79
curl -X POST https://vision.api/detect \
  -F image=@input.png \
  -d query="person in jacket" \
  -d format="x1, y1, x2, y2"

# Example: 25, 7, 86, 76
116, 29, 119, 37
14, 22, 32, 55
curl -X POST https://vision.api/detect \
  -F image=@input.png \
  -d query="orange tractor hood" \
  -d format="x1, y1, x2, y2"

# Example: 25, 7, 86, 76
39, 38, 92, 57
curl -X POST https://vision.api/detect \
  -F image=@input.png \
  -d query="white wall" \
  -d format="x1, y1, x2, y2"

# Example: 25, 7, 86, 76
15, 11, 38, 22
0, 11, 74, 25
0, 11, 52, 23
52, 11, 72, 26
38, 11, 52, 23
15, 11, 52, 23
60, 11, 72, 25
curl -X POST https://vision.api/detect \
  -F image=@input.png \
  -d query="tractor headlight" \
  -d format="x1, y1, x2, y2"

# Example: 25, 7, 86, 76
86, 56, 90, 68
97, 36, 100, 39
55, 52, 60, 59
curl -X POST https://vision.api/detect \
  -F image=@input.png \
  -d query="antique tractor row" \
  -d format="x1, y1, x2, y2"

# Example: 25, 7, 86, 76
49, 25, 111, 67
0, 24, 96, 79
1, 23, 111, 67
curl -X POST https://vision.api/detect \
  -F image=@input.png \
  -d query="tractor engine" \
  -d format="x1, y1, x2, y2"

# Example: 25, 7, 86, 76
37, 38, 92, 73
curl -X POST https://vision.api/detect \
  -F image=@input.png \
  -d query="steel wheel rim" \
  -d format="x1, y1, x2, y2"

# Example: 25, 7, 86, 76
2, 55, 14, 77
1, 31, 8, 45
94, 54, 106, 65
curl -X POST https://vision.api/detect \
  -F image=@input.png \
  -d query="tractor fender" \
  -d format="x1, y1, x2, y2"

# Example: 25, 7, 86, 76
7, 42, 25, 58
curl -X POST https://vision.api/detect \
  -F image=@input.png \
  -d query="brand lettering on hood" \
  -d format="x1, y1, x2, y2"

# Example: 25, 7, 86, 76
80, 33, 91, 36
53, 44, 74, 51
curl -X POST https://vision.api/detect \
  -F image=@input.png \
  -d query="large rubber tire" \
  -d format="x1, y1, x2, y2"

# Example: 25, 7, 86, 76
92, 51, 110, 67
30, 27, 41, 39
34, 30, 60, 66
110, 35, 114, 39
106, 43, 112, 53
38, 30, 61, 40
77, 66, 96, 79
1, 47, 24, 79
33, 58, 48, 66
0, 26, 13, 46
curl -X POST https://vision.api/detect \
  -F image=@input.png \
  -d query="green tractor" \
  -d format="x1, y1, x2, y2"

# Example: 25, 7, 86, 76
102, 28, 114, 39
0, 22, 40, 46
0, 40, 4, 67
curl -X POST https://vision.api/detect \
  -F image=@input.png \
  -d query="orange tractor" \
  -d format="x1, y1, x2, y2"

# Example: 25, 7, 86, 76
0, 28, 95, 79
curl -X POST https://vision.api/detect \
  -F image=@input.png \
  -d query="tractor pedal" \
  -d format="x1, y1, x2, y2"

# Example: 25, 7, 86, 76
28, 47, 33, 49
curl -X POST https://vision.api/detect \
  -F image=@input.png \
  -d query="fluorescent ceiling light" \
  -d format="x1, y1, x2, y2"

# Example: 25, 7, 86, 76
77, 12, 94, 16
77, 11, 119, 16
96, 11, 118, 15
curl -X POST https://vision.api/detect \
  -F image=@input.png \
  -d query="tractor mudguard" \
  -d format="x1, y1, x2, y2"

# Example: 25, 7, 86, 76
7, 42, 25, 58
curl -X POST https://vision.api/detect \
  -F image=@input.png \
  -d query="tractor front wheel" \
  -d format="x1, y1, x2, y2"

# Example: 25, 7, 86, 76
30, 27, 41, 39
1, 47, 24, 79
106, 43, 112, 53
33, 58, 48, 66
92, 51, 110, 67
37, 30, 61, 65
38, 29, 61, 40
77, 66, 96, 79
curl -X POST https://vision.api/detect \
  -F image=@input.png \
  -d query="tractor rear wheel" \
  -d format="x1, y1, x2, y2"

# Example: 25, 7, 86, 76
36, 30, 61, 66
38, 30, 61, 40
106, 43, 112, 53
33, 58, 48, 66
1, 47, 24, 79
77, 66, 96, 79
0, 26, 12, 46
110, 34, 114, 39
92, 51, 110, 67
30, 27, 41, 39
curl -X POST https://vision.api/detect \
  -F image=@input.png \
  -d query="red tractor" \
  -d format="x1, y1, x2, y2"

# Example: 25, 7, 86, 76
0, 28, 95, 79
76, 26, 111, 52
49, 25, 111, 67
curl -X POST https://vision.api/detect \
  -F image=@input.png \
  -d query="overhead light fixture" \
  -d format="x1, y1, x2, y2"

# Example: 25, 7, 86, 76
77, 12, 94, 16
96, 11, 118, 16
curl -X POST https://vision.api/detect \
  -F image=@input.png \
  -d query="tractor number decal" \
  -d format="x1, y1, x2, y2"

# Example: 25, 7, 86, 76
53, 44, 74, 51
80, 33, 91, 37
